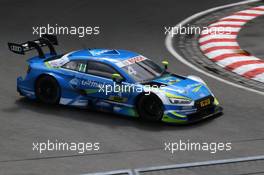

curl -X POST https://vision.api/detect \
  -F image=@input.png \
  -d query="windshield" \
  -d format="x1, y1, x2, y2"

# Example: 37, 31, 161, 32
122, 59, 164, 82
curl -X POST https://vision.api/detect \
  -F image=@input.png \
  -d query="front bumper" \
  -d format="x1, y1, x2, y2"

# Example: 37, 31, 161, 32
162, 105, 223, 124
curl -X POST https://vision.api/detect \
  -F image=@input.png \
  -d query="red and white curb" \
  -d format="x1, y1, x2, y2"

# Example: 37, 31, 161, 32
199, 5, 264, 83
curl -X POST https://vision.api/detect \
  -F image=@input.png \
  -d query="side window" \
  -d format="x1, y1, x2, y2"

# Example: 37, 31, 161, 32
62, 60, 87, 73
63, 61, 78, 70
87, 61, 119, 79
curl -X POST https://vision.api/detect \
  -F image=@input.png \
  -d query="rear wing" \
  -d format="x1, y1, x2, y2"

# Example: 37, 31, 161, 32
8, 34, 58, 58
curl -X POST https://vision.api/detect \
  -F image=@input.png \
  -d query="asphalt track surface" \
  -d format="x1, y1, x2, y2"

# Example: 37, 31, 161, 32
0, 0, 263, 174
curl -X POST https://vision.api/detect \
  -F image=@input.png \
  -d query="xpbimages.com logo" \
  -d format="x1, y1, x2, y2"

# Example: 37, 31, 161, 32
32, 140, 100, 154
164, 24, 232, 37
164, 140, 232, 154
98, 82, 166, 95
32, 24, 100, 38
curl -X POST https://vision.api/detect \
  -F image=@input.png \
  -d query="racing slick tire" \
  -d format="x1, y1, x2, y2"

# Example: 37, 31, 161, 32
137, 93, 164, 121
35, 75, 61, 105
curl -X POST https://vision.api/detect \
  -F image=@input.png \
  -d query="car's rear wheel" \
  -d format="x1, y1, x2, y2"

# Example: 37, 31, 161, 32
35, 75, 60, 104
137, 93, 164, 121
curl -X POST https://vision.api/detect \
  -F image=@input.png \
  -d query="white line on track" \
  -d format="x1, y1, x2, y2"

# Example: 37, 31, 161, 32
165, 0, 264, 96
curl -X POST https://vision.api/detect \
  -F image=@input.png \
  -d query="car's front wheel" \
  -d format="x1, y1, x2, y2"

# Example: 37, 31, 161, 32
35, 75, 61, 104
137, 93, 164, 121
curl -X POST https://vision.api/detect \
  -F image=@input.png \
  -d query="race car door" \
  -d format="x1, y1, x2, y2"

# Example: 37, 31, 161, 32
78, 60, 131, 109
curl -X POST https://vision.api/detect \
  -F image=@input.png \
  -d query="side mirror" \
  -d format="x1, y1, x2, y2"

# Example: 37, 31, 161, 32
162, 60, 169, 70
112, 73, 123, 83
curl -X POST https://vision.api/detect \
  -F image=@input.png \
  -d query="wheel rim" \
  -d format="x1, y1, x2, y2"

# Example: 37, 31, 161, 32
37, 79, 57, 102
143, 96, 163, 116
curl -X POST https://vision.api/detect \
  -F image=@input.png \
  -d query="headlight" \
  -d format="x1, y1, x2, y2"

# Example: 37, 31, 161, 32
169, 97, 192, 104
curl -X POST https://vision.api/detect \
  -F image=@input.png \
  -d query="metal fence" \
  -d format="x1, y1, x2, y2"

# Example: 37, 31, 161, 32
82, 155, 264, 175
82, 169, 134, 175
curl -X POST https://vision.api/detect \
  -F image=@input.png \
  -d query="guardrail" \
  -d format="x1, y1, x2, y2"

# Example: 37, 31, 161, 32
82, 155, 264, 175
82, 169, 134, 175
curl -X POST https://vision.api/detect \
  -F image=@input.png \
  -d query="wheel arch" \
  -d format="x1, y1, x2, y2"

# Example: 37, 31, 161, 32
135, 91, 165, 121
34, 73, 60, 89
34, 72, 62, 104
134, 91, 164, 108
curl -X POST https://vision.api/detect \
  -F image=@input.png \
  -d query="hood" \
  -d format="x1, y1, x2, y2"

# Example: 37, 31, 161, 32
150, 74, 212, 101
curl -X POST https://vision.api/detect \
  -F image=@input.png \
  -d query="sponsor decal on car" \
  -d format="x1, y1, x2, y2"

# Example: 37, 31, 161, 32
116, 55, 147, 67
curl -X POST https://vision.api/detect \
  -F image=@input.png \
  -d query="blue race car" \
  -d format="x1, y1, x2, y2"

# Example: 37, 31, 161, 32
8, 35, 222, 124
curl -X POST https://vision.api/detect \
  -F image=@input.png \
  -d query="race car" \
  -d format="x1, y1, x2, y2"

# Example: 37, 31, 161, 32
8, 35, 222, 124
